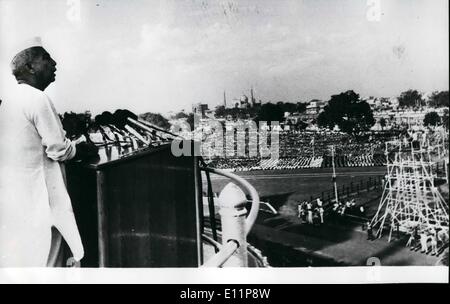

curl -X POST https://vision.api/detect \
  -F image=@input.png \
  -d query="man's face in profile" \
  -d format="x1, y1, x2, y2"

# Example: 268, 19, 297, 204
31, 47, 57, 88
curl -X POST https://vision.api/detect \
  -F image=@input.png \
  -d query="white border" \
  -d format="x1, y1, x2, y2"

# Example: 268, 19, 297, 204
0, 267, 448, 284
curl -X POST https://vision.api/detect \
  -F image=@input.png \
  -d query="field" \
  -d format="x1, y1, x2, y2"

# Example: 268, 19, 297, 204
202, 166, 386, 212
201, 166, 445, 266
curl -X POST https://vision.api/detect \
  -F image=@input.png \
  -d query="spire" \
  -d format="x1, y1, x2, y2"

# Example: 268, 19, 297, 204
224, 90, 227, 108
250, 87, 255, 105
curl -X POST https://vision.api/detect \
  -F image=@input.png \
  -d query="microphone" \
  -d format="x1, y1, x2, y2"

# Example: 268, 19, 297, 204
118, 109, 184, 140
112, 110, 150, 146
94, 114, 114, 143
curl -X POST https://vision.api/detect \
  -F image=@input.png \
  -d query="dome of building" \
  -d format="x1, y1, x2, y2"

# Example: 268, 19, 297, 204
240, 95, 248, 103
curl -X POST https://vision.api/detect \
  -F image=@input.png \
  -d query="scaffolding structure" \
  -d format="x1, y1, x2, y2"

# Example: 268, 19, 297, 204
371, 138, 449, 242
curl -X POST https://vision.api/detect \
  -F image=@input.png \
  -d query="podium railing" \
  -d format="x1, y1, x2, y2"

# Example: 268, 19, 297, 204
200, 167, 260, 267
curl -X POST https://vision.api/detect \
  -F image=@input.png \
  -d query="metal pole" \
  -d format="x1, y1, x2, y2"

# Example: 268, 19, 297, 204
194, 155, 204, 266
331, 145, 339, 203
312, 136, 315, 159
445, 158, 449, 184
96, 171, 108, 267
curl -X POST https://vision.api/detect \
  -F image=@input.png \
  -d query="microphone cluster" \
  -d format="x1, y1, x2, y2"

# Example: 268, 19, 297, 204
92, 109, 177, 149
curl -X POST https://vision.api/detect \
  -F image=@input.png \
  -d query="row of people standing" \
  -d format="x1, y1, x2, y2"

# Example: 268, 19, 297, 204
407, 226, 447, 255
298, 198, 324, 225
297, 198, 367, 225
331, 199, 365, 217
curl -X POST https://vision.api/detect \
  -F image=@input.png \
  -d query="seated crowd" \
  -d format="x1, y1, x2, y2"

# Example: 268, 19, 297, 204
204, 130, 392, 171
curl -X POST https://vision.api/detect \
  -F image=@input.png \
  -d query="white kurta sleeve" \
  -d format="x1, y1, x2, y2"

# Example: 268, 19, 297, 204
30, 94, 76, 161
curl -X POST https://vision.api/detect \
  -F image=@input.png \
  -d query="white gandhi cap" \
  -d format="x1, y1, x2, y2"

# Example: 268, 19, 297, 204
10, 36, 44, 62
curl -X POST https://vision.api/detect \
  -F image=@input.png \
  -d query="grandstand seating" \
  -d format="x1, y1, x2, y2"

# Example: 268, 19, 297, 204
205, 130, 392, 171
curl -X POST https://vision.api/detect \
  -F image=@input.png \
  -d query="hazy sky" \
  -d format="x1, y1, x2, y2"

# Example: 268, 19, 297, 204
0, 0, 448, 115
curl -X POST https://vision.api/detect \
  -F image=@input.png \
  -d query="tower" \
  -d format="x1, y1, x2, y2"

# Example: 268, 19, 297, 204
371, 139, 449, 242
223, 91, 227, 108
250, 87, 255, 106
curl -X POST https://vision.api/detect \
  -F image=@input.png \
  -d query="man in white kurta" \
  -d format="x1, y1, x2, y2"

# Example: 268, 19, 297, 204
0, 38, 85, 267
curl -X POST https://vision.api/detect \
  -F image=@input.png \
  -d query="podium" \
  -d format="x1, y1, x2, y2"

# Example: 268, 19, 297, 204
66, 143, 202, 267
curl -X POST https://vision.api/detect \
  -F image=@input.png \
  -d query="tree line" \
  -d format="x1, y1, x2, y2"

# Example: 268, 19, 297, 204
398, 90, 448, 108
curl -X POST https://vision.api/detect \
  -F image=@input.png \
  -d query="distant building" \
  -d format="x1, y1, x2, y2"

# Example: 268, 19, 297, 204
390, 97, 399, 110
372, 108, 446, 130
250, 87, 263, 107
192, 103, 209, 118
364, 96, 395, 111
365, 96, 378, 109
285, 114, 302, 125
239, 95, 250, 109
305, 99, 326, 116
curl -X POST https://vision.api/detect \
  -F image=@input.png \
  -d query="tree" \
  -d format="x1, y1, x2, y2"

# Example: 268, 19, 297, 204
296, 102, 307, 113
174, 111, 188, 119
423, 111, 441, 127
214, 106, 226, 117
139, 112, 171, 129
213, 104, 259, 120
317, 90, 375, 133
255, 102, 285, 123
398, 90, 425, 108
186, 113, 195, 130
296, 120, 308, 130
429, 91, 449, 108
278, 102, 296, 113
277, 101, 307, 114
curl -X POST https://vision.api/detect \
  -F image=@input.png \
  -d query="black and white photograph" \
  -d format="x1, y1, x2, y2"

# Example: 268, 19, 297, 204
0, 0, 448, 285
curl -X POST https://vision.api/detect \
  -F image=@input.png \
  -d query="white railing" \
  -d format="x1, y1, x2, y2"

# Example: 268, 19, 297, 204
200, 167, 260, 267
202, 241, 240, 267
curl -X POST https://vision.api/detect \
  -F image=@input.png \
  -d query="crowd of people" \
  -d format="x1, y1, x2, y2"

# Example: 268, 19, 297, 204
297, 199, 325, 225
321, 154, 384, 167
204, 130, 393, 171
207, 157, 261, 171
406, 226, 449, 255
296, 197, 368, 227
207, 154, 385, 172
278, 130, 392, 158
330, 199, 365, 217
258, 156, 324, 170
